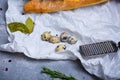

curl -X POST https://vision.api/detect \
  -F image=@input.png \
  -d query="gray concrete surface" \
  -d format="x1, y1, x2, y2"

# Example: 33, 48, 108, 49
0, 0, 99, 80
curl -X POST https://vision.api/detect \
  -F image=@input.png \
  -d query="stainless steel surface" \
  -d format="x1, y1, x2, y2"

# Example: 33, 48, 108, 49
0, 0, 99, 80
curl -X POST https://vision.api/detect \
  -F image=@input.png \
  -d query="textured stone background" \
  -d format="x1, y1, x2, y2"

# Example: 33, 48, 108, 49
0, 0, 99, 80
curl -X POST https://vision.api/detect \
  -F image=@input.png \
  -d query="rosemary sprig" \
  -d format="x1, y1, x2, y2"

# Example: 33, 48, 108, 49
41, 67, 76, 80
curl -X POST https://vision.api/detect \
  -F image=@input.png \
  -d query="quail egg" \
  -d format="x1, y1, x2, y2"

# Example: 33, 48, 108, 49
55, 44, 66, 52
60, 32, 69, 42
41, 31, 51, 41
67, 36, 78, 44
49, 35, 60, 44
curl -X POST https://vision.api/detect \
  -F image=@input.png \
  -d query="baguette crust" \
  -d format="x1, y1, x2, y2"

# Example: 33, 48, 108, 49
24, 0, 108, 13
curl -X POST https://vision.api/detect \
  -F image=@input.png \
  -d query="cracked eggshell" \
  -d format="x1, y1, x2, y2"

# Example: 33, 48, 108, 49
49, 36, 60, 44
55, 44, 66, 52
41, 31, 51, 41
60, 32, 69, 42
67, 36, 78, 44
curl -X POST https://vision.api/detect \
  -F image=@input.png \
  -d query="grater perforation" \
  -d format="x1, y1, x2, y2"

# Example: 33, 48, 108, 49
79, 41, 119, 57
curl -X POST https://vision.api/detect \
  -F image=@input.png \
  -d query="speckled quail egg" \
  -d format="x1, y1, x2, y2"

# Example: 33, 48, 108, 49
60, 32, 69, 42
49, 35, 60, 44
41, 31, 51, 41
67, 36, 78, 44
55, 44, 66, 52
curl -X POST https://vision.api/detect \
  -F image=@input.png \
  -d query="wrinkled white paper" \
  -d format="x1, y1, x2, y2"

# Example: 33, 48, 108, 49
0, 0, 120, 79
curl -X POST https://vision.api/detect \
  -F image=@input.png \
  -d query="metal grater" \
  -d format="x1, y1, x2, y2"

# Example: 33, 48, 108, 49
79, 41, 120, 57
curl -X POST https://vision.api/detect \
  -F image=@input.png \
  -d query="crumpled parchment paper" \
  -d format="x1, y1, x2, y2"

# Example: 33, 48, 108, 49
0, 0, 120, 79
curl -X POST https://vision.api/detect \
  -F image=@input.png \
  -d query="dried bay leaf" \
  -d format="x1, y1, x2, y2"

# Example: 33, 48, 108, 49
8, 22, 29, 34
25, 17, 34, 33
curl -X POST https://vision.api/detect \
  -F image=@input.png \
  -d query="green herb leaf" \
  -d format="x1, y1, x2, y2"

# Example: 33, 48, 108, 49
41, 67, 76, 80
8, 22, 29, 34
25, 17, 34, 33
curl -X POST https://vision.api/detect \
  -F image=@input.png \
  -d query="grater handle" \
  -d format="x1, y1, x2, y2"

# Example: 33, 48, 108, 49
118, 42, 120, 48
